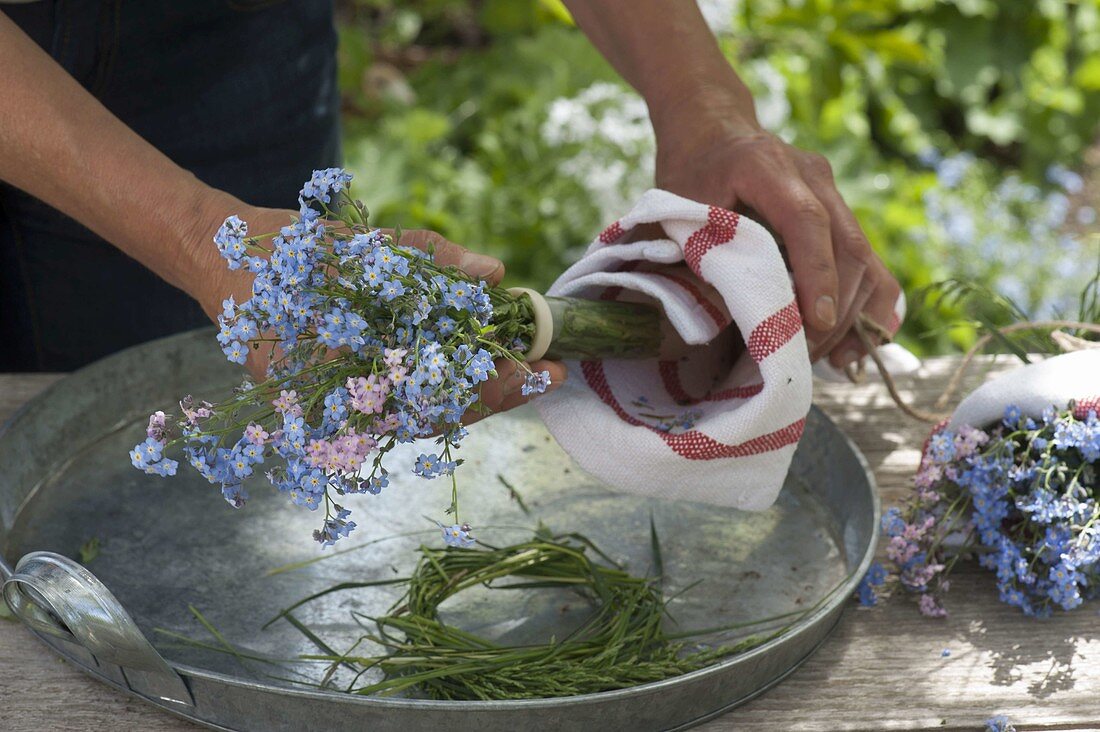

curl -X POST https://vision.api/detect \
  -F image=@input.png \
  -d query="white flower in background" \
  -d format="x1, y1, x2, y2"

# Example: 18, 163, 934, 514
542, 82, 656, 221
697, 0, 741, 35
697, 3, 793, 136
543, 82, 652, 148
540, 59, 791, 220
743, 59, 792, 134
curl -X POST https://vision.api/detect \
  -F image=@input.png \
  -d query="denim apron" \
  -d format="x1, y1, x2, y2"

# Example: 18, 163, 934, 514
0, 0, 340, 370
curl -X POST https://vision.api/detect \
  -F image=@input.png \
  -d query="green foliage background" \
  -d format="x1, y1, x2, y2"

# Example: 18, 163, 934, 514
336, 0, 1100, 355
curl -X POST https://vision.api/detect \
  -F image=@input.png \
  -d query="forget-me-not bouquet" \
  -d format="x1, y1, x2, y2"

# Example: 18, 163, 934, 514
127, 169, 661, 548
863, 402, 1100, 617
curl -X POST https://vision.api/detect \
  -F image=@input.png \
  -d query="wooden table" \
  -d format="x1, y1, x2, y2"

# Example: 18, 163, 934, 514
1, 358, 1097, 731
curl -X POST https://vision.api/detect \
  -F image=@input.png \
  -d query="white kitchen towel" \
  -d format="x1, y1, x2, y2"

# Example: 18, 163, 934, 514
534, 189, 820, 511
947, 349, 1100, 430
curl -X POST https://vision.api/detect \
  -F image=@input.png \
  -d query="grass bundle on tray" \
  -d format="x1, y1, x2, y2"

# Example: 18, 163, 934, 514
268, 526, 797, 701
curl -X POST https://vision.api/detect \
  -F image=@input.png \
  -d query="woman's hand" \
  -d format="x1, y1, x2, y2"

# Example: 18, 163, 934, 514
186, 203, 565, 417
650, 93, 901, 368
564, 0, 901, 369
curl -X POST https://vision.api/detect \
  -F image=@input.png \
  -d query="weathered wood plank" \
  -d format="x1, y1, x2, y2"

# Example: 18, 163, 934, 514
2, 358, 1096, 732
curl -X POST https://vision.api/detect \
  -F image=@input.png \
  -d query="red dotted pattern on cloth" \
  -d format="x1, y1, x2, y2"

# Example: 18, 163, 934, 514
1073, 397, 1100, 420
581, 360, 805, 460
649, 271, 728, 330
662, 418, 805, 460
581, 360, 646, 429
708, 383, 766, 401
746, 300, 803, 363
658, 360, 694, 404
598, 221, 625, 244
684, 206, 739, 275
658, 360, 763, 406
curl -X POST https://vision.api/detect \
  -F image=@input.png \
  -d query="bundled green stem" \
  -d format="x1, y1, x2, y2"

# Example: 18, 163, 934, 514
543, 297, 664, 361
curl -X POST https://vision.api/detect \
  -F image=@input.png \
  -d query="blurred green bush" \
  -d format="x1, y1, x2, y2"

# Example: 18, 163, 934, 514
336, 0, 1100, 355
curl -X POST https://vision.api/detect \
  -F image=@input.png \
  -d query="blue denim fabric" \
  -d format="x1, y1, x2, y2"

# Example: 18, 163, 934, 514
0, 0, 340, 370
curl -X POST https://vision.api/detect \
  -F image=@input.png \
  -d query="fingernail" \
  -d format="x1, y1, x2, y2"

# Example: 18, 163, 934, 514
815, 295, 837, 328
459, 251, 502, 279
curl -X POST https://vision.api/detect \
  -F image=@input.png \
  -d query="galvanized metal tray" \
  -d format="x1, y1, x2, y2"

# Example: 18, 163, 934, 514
0, 328, 878, 731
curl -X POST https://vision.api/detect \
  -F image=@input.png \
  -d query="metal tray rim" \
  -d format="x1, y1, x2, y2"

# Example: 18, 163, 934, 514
31, 614, 840, 732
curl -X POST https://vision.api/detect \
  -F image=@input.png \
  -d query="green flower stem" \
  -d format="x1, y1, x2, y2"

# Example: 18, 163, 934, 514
540, 296, 664, 361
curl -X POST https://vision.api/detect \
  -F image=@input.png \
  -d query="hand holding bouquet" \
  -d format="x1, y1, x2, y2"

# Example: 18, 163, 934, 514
130, 169, 664, 549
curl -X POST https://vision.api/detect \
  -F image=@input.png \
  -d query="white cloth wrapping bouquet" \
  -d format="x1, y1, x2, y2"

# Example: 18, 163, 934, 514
535, 189, 891, 510
947, 349, 1100, 430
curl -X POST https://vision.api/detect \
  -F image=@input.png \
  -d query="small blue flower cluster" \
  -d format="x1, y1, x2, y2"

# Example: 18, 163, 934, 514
300, 168, 353, 204
131, 169, 550, 547
985, 714, 1015, 732
877, 402, 1100, 617
413, 453, 457, 479
440, 522, 476, 549
855, 561, 887, 606
129, 436, 178, 477
522, 371, 552, 397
